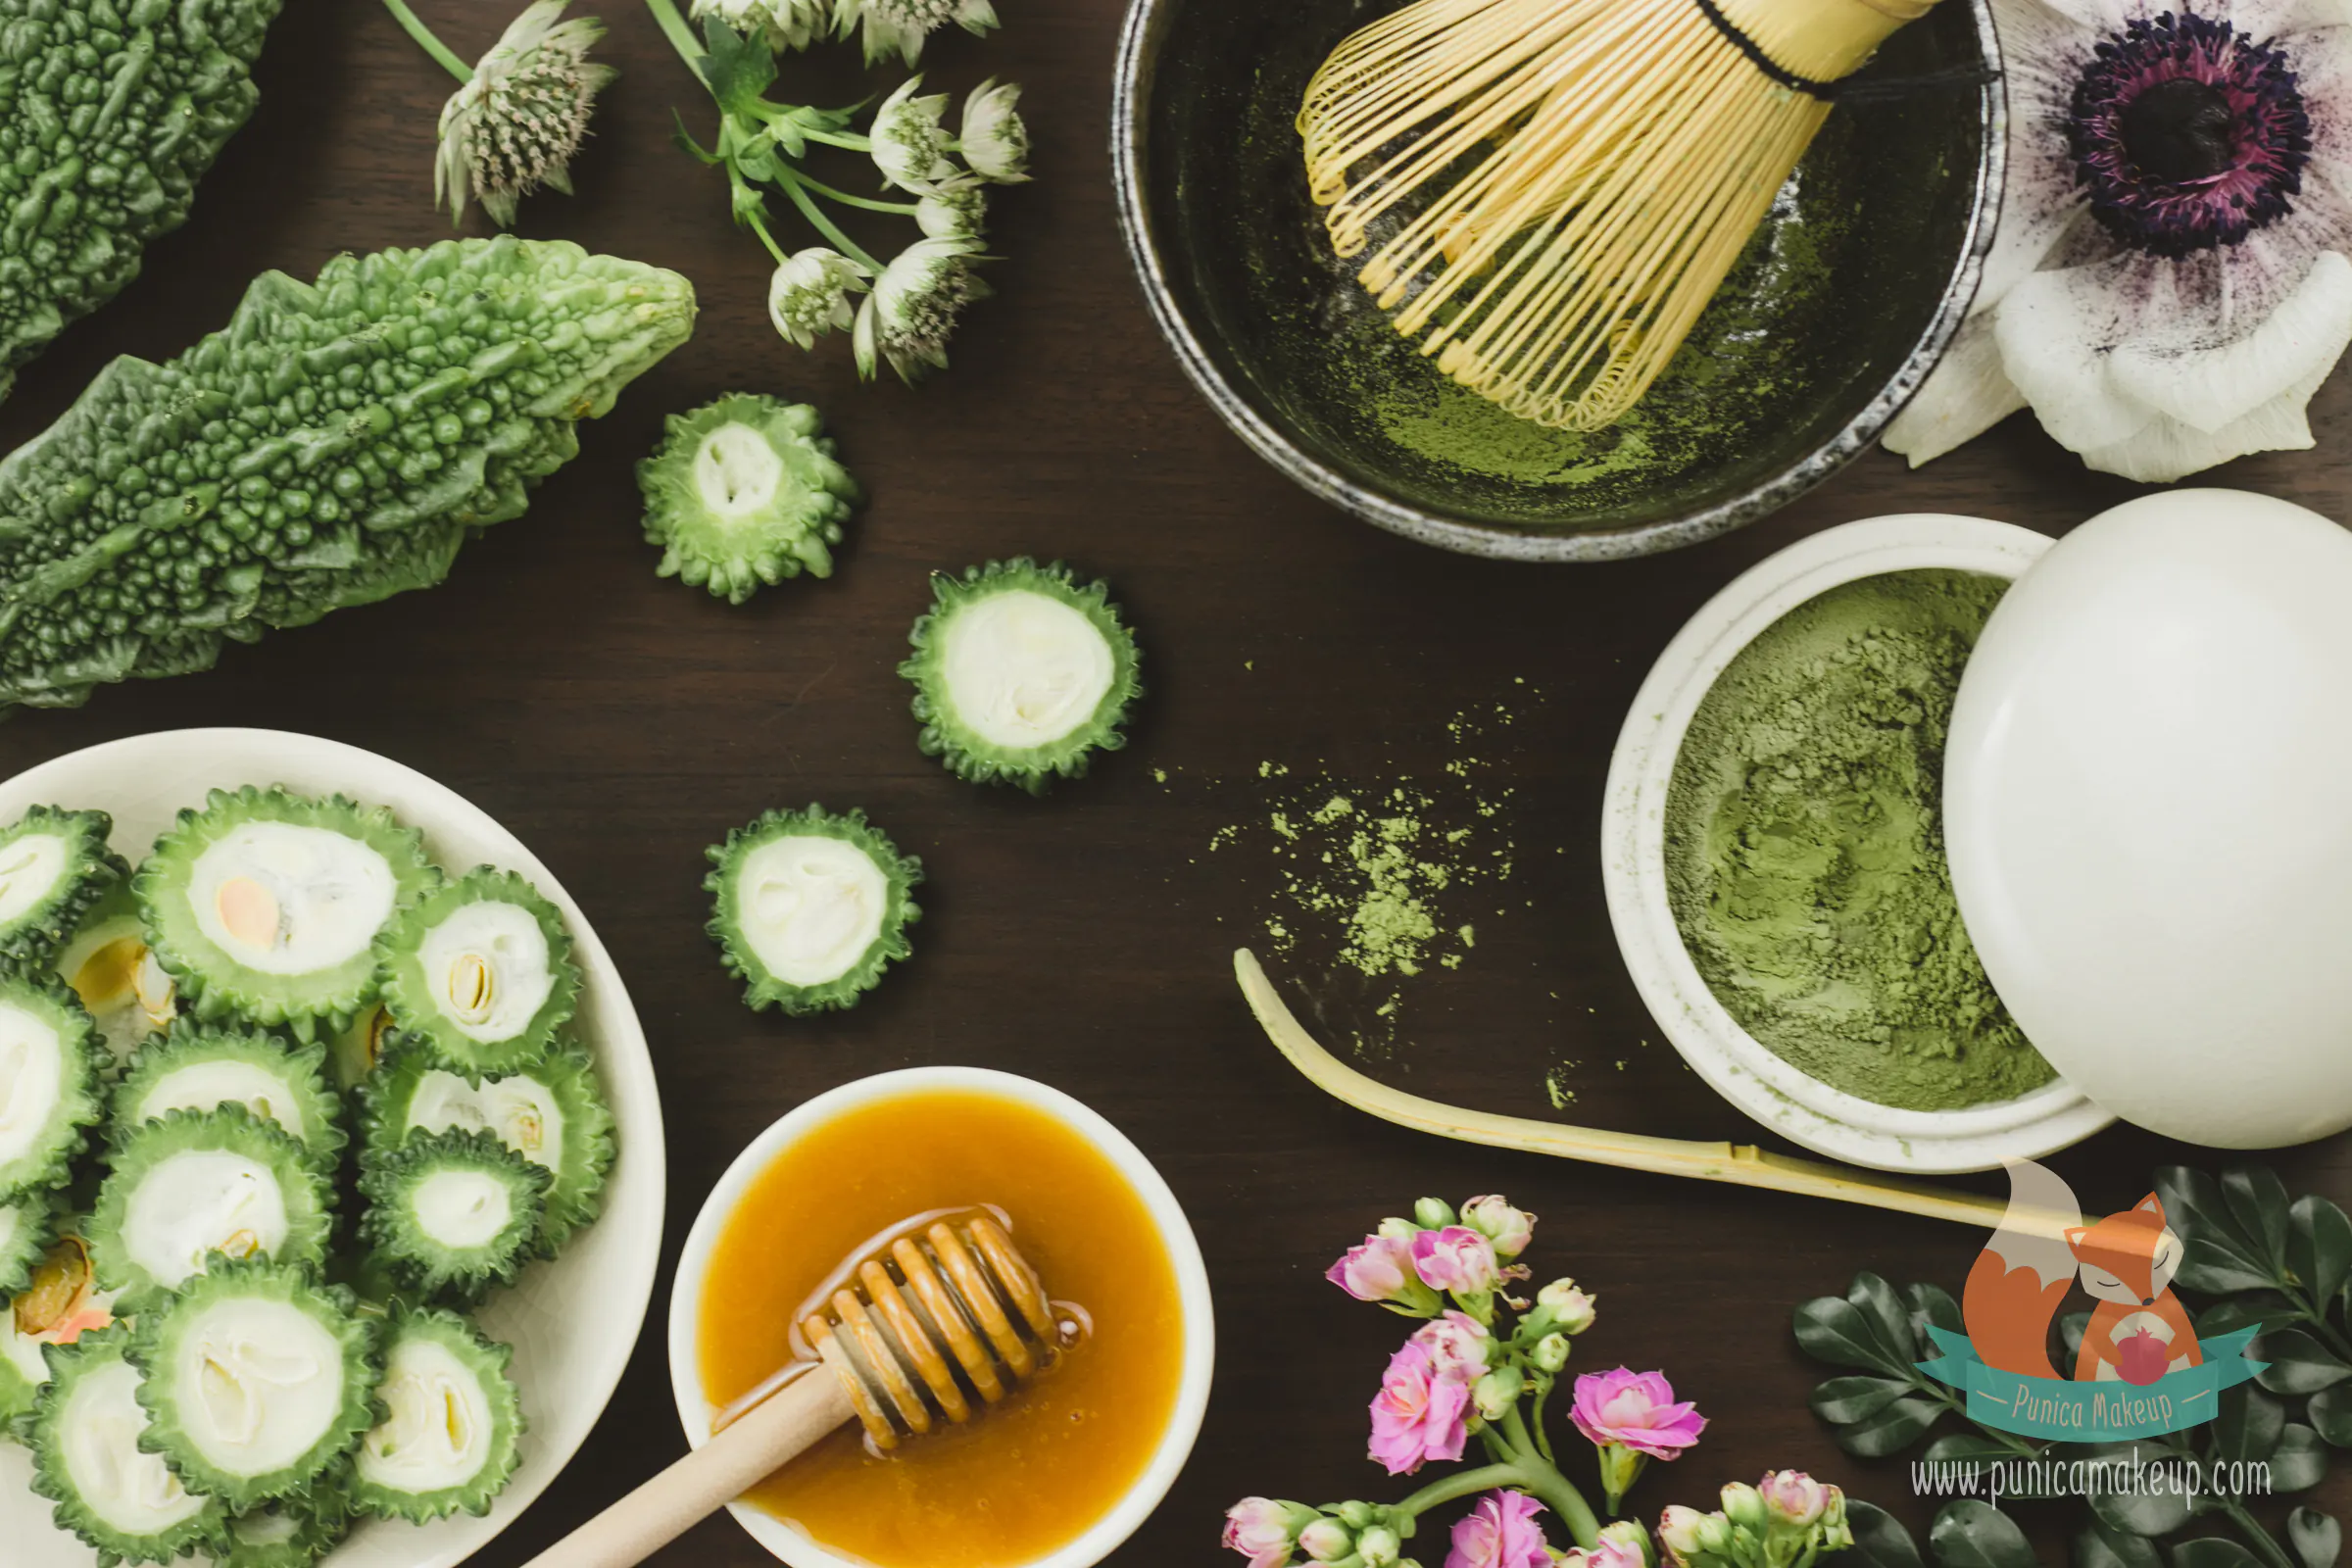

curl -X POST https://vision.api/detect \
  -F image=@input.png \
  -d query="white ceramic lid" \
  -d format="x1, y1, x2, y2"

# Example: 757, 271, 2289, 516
1945, 489, 2352, 1150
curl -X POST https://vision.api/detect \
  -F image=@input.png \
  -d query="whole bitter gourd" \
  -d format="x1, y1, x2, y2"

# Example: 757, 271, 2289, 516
0, 0, 286, 401
0, 235, 696, 713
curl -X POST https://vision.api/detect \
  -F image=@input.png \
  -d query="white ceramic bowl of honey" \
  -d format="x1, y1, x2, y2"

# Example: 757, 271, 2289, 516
667, 1067, 1214, 1568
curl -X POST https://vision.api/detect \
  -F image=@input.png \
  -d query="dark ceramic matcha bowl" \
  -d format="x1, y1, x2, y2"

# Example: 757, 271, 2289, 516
1110, 0, 2005, 561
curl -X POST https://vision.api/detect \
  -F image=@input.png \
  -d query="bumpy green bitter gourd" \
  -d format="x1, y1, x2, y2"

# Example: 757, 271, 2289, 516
25, 1324, 228, 1565
636, 393, 859, 604
112, 1023, 344, 1166
349, 1304, 525, 1521
0, 806, 125, 964
704, 804, 922, 1014
360, 1127, 548, 1301
375, 865, 580, 1075
0, 971, 105, 1201
88, 1102, 334, 1308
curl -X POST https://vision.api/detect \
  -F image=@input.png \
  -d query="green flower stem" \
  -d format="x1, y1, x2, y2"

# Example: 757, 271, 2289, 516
643, 0, 708, 79
744, 206, 789, 266
1528, 1381, 1557, 1466
380, 0, 472, 82
799, 127, 872, 152
775, 170, 881, 271
1395, 1462, 1532, 1519
1498, 1406, 1599, 1546
789, 172, 918, 217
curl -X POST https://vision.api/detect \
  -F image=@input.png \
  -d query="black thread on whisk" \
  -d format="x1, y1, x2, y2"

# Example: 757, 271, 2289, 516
1692, 0, 2002, 103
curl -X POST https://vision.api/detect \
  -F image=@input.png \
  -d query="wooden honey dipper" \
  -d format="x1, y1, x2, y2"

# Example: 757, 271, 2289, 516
525, 1211, 1064, 1568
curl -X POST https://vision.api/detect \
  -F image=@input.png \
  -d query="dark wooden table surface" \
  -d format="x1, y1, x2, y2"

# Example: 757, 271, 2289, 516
4, 1, 2350, 1563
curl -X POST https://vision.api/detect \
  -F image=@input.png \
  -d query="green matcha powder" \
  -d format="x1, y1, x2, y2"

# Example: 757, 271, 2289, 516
1664, 570, 2053, 1111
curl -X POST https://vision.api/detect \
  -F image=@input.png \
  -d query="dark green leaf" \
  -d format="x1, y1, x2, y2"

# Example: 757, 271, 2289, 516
1797, 1295, 1914, 1377
2252, 1329, 2352, 1396
2306, 1386, 2352, 1446
2161, 1166, 2279, 1295
1930, 1500, 2037, 1568
1909, 1282, 1966, 1341
1926, 1433, 2030, 1466
2214, 1385, 2283, 1466
2090, 1454, 2195, 1538
2288, 1509, 2340, 1568
2222, 1168, 2292, 1273
2269, 1425, 2328, 1493
2198, 1295, 2290, 1337
2291, 1198, 2352, 1311
1815, 1376, 1920, 1425
1838, 1395, 1948, 1457
1838, 1502, 1927, 1568
2077, 1521, 2165, 1568
2172, 1539, 2262, 1568
1852, 1271, 1924, 1362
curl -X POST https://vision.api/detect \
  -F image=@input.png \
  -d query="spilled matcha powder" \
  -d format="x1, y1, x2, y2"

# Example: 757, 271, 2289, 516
1664, 570, 2053, 1111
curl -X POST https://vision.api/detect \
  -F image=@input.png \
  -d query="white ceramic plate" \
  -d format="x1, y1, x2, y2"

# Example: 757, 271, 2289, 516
1600, 515, 2114, 1173
0, 728, 665, 1568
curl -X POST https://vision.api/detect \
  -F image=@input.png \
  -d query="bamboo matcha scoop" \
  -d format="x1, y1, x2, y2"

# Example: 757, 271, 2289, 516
524, 1211, 1063, 1568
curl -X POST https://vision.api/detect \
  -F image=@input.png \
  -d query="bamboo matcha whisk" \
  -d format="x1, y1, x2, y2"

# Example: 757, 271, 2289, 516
1298, 0, 1938, 430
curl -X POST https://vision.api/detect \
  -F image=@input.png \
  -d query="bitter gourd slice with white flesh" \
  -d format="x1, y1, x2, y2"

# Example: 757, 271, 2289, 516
112, 1025, 344, 1167
58, 886, 178, 1071
360, 1129, 548, 1302
375, 866, 580, 1075
900, 558, 1144, 793
136, 786, 440, 1041
128, 1256, 378, 1511
636, 394, 860, 604
0, 972, 106, 1202
0, 807, 126, 965
24, 1324, 228, 1565
220, 1488, 354, 1568
0, 1230, 116, 1427
363, 1037, 613, 1257
703, 805, 923, 1015
349, 1304, 524, 1521
0, 1187, 56, 1296
87, 1103, 334, 1311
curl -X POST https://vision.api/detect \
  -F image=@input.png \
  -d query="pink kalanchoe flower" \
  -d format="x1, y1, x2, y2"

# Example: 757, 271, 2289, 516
1571, 1368, 1707, 1459
1410, 1226, 1501, 1294
1368, 1340, 1470, 1476
1225, 1497, 1314, 1568
1329, 1232, 1438, 1312
1758, 1471, 1830, 1529
1561, 1535, 1650, 1568
1446, 1490, 1551, 1568
1461, 1195, 1536, 1259
1411, 1310, 1493, 1382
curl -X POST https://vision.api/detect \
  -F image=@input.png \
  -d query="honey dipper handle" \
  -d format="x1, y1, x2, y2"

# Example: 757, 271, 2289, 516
521, 1368, 857, 1568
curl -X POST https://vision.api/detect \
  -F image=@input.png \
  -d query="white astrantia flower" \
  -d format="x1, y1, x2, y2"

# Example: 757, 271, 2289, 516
690, 0, 833, 53
434, 0, 617, 228
957, 77, 1031, 183
853, 236, 993, 383
915, 176, 990, 238
842, 0, 999, 69
868, 76, 960, 196
768, 248, 873, 349
1885, 0, 2352, 482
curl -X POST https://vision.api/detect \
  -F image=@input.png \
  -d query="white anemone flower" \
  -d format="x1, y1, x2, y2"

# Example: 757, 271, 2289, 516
434, 0, 617, 228
868, 76, 960, 196
841, 0, 1000, 68
915, 177, 990, 238
853, 237, 993, 383
1885, 0, 2352, 482
957, 77, 1031, 183
768, 248, 873, 349
690, 0, 833, 52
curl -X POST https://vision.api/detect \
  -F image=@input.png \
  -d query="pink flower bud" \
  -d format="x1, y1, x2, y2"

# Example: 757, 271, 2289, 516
1299, 1519, 1354, 1562
1410, 1310, 1493, 1383
1656, 1507, 1711, 1566
1410, 1226, 1500, 1294
1758, 1470, 1829, 1530
1225, 1498, 1316, 1568
1461, 1195, 1537, 1258
1328, 1233, 1438, 1312
1569, 1524, 1650, 1568
1445, 1490, 1550, 1568
1538, 1278, 1598, 1335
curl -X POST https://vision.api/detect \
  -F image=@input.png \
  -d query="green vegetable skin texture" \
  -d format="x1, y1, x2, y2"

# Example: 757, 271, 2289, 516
0, 0, 283, 402
1664, 569, 2053, 1111
637, 393, 859, 604
0, 236, 696, 713
112, 1022, 345, 1166
219, 1491, 352, 1568
360, 1127, 548, 1303
0, 805, 125, 964
349, 1305, 523, 1522
0, 972, 104, 1202
0, 1188, 55, 1294
705, 805, 922, 1014
25, 1324, 229, 1566
88, 1102, 334, 1308
375, 865, 581, 1075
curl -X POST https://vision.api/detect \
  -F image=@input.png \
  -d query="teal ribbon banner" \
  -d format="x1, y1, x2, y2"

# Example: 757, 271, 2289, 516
1917, 1327, 2265, 1440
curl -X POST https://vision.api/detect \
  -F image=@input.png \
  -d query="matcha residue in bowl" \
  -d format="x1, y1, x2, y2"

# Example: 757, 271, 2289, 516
1663, 570, 2054, 1111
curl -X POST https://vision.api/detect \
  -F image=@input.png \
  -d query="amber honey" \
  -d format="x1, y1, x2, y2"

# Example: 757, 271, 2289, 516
697, 1088, 1187, 1568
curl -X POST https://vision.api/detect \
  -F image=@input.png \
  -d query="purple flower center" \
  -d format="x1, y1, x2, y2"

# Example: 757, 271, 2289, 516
2067, 11, 2311, 257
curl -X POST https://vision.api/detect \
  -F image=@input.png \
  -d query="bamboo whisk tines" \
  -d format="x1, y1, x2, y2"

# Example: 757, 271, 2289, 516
1298, 0, 1936, 430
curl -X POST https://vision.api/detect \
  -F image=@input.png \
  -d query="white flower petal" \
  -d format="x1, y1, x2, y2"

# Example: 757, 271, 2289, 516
1883, 316, 2028, 465
1992, 259, 2161, 451
2073, 363, 2330, 480
2111, 251, 2352, 430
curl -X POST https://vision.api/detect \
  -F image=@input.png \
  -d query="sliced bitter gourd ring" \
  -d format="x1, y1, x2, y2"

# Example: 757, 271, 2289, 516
637, 394, 860, 604
704, 806, 923, 1016
375, 866, 582, 1075
88, 1105, 335, 1312
364, 1039, 615, 1257
0, 1188, 57, 1296
25, 1325, 229, 1564
129, 1257, 379, 1512
58, 886, 180, 1071
350, 1305, 525, 1521
0, 807, 127, 966
901, 558, 1144, 793
136, 786, 441, 1042
112, 1027, 345, 1169
220, 1490, 355, 1568
0, 1231, 116, 1424
0, 973, 106, 1203
360, 1129, 549, 1302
